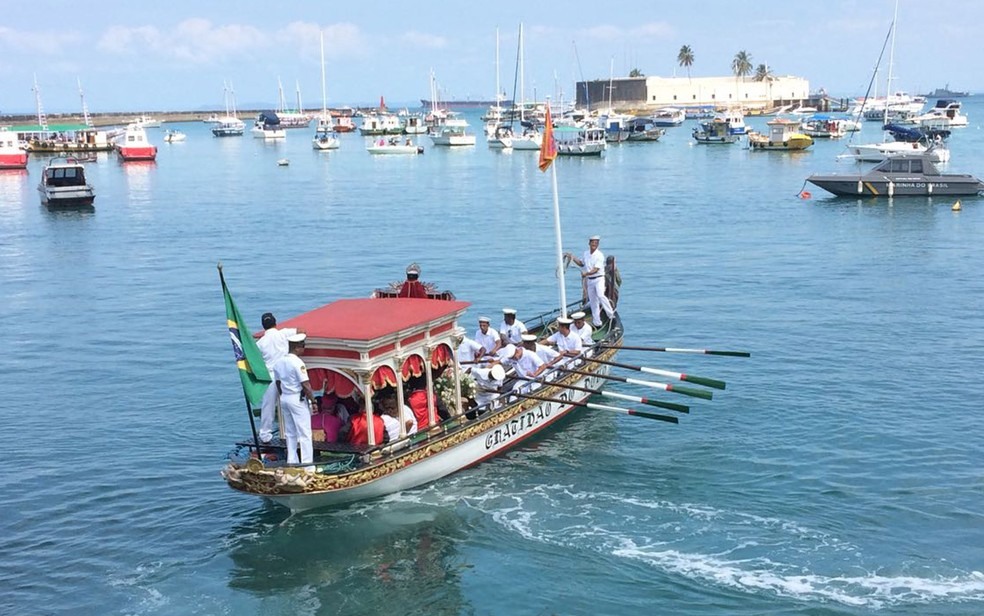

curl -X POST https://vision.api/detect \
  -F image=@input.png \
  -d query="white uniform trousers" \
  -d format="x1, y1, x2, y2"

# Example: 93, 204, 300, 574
586, 276, 615, 326
259, 382, 278, 443
280, 393, 313, 465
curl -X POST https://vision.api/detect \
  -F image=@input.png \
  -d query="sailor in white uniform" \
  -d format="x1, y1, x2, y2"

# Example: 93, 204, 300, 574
272, 333, 316, 469
256, 312, 297, 443
474, 316, 502, 357
544, 318, 583, 365
570, 311, 594, 347
566, 236, 615, 327
499, 308, 528, 345
522, 333, 559, 367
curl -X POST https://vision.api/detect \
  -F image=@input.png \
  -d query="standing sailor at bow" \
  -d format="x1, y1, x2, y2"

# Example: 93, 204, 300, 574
273, 333, 316, 470
256, 312, 297, 443
566, 235, 616, 327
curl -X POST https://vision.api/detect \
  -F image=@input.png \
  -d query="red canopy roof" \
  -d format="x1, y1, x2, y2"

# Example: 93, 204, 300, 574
279, 298, 470, 343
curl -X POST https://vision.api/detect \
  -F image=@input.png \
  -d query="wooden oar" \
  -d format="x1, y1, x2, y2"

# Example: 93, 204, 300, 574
583, 357, 726, 390
559, 367, 713, 400
598, 344, 750, 358
514, 374, 689, 413
514, 392, 678, 424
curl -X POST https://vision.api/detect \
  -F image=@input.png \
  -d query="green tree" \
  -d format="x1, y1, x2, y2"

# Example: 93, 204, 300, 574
754, 63, 772, 81
677, 45, 695, 82
731, 50, 753, 102
629, 68, 644, 77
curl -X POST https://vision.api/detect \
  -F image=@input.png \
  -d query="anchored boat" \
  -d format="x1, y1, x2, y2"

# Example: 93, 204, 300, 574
37, 157, 95, 207
807, 153, 984, 197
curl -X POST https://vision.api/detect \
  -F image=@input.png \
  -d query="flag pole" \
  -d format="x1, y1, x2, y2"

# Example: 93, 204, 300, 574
551, 157, 567, 318
218, 262, 265, 459
541, 99, 567, 318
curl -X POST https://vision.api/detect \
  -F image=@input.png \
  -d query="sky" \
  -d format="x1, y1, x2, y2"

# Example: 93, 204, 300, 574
1, 0, 979, 114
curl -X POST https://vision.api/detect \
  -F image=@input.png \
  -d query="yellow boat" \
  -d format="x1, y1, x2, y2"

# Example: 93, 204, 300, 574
747, 118, 813, 151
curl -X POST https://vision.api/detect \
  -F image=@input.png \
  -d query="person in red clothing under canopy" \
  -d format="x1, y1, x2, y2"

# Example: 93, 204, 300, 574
346, 401, 387, 447
397, 262, 429, 298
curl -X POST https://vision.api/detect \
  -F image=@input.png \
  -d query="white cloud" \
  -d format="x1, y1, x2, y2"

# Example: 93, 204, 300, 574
576, 22, 674, 42
276, 22, 367, 59
97, 19, 267, 63
400, 31, 448, 49
0, 26, 82, 55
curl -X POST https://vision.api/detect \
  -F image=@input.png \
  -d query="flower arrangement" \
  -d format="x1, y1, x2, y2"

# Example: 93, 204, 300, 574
434, 368, 477, 412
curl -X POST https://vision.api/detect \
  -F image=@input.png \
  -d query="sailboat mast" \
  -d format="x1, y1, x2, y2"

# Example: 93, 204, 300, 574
296, 81, 302, 114
320, 31, 328, 117
495, 27, 500, 108
884, 0, 899, 124
519, 22, 525, 123
78, 78, 91, 128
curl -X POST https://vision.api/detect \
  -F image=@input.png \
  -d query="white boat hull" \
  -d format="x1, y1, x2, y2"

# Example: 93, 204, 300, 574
255, 369, 609, 512
430, 134, 477, 146
367, 144, 422, 155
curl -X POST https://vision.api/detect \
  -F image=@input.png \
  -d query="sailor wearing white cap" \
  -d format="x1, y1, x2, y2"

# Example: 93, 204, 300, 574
545, 318, 583, 361
474, 316, 502, 356
256, 312, 298, 443
456, 334, 486, 365
522, 333, 559, 366
499, 308, 528, 345
500, 342, 546, 379
564, 236, 615, 327
272, 332, 316, 469
570, 311, 594, 346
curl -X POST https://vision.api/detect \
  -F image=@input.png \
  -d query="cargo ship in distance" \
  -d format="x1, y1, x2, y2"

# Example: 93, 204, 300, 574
921, 84, 969, 98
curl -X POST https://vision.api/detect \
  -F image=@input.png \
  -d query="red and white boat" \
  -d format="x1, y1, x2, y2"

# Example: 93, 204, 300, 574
0, 129, 28, 170
116, 124, 157, 162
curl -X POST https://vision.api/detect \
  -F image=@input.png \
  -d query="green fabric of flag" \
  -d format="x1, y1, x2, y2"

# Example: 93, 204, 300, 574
220, 270, 271, 408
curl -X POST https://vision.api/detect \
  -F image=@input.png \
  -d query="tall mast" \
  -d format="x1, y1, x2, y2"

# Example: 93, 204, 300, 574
884, 0, 898, 124
278, 77, 285, 113
296, 80, 302, 114
519, 22, 525, 122
320, 30, 328, 118
33, 75, 48, 132
78, 78, 91, 128
495, 27, 500, 107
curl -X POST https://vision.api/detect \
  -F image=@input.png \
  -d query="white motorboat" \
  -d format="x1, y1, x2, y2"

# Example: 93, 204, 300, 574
38, 157, 95, 207
554, 125, 607, 156
251, 112, 286, 139
367, 137, 424, 155
0, 129, 28, 170
163, 130, 186, 143
429, 116, 476, 146
913, 99, 969, 129
651, 107, 686, 127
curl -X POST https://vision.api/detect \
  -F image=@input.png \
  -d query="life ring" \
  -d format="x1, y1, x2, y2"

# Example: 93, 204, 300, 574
799, 191, 812, 199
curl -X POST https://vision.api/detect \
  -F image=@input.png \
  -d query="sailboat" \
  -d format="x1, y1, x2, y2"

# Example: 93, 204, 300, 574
843, 0, 948, 164
486, 27, 513, 149
312, 31, 340, 151
275, 78, 312, 129
509, 22, 543, 151
211, 81, 245, 137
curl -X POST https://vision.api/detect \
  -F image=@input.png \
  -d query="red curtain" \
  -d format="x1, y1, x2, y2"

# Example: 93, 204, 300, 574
431, 344, 452, 368
309, 368, 358, 398
401, 355, 424, 379
371, 366, 398, 391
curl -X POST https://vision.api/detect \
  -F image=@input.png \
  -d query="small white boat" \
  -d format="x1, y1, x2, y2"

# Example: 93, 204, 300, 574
651, 107, 686, 127
277, 158, 290, 166
163, 130, 186, 143
367, 137, 424, 155
429, 117, 476, 146
913, 99, 969, 129
554, 125, 607, 156
251, 112, 286, 140
131, 114, 161, 129
844, 139, 949, 164
38, 157, 95, 207
692, 120, 739, 144
116, 124, 158, 161
487, 124, 513, 149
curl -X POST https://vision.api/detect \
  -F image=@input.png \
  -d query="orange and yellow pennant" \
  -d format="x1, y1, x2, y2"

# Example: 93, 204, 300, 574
538, 105, 557, 172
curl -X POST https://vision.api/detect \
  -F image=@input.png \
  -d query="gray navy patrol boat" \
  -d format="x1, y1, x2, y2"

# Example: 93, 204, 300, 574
807, 153, 984, 197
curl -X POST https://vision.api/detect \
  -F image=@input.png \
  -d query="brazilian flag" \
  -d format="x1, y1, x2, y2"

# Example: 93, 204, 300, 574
219, 267, 271, 408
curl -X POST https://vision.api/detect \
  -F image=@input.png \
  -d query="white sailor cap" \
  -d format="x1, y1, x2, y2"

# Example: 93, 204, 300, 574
478, 315, 491, 323
557, 317, 573, 326
521, 334, 538, 342
287, 332, 307, 343
502, 307, 517, 315
589, 235, 601, 241
406, 262, 420, 275
501, 344, 517, 357
570, 311, 586, 320
453, 326, 467, 337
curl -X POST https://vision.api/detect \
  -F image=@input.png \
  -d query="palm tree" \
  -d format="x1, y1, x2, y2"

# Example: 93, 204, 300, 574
629, 68, 644, 78
677, 45, 694, 82
731, 50, 753, 103
754, 63, 772, 81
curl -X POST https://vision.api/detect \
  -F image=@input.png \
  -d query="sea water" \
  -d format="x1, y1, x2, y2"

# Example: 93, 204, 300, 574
1, 101, 983, 615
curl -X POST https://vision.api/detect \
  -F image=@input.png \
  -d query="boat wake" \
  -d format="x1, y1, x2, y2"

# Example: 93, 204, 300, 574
461, 484, 984, 609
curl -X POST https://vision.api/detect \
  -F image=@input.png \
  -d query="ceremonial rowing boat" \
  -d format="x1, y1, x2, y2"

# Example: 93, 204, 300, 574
220, 263, 627, 513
